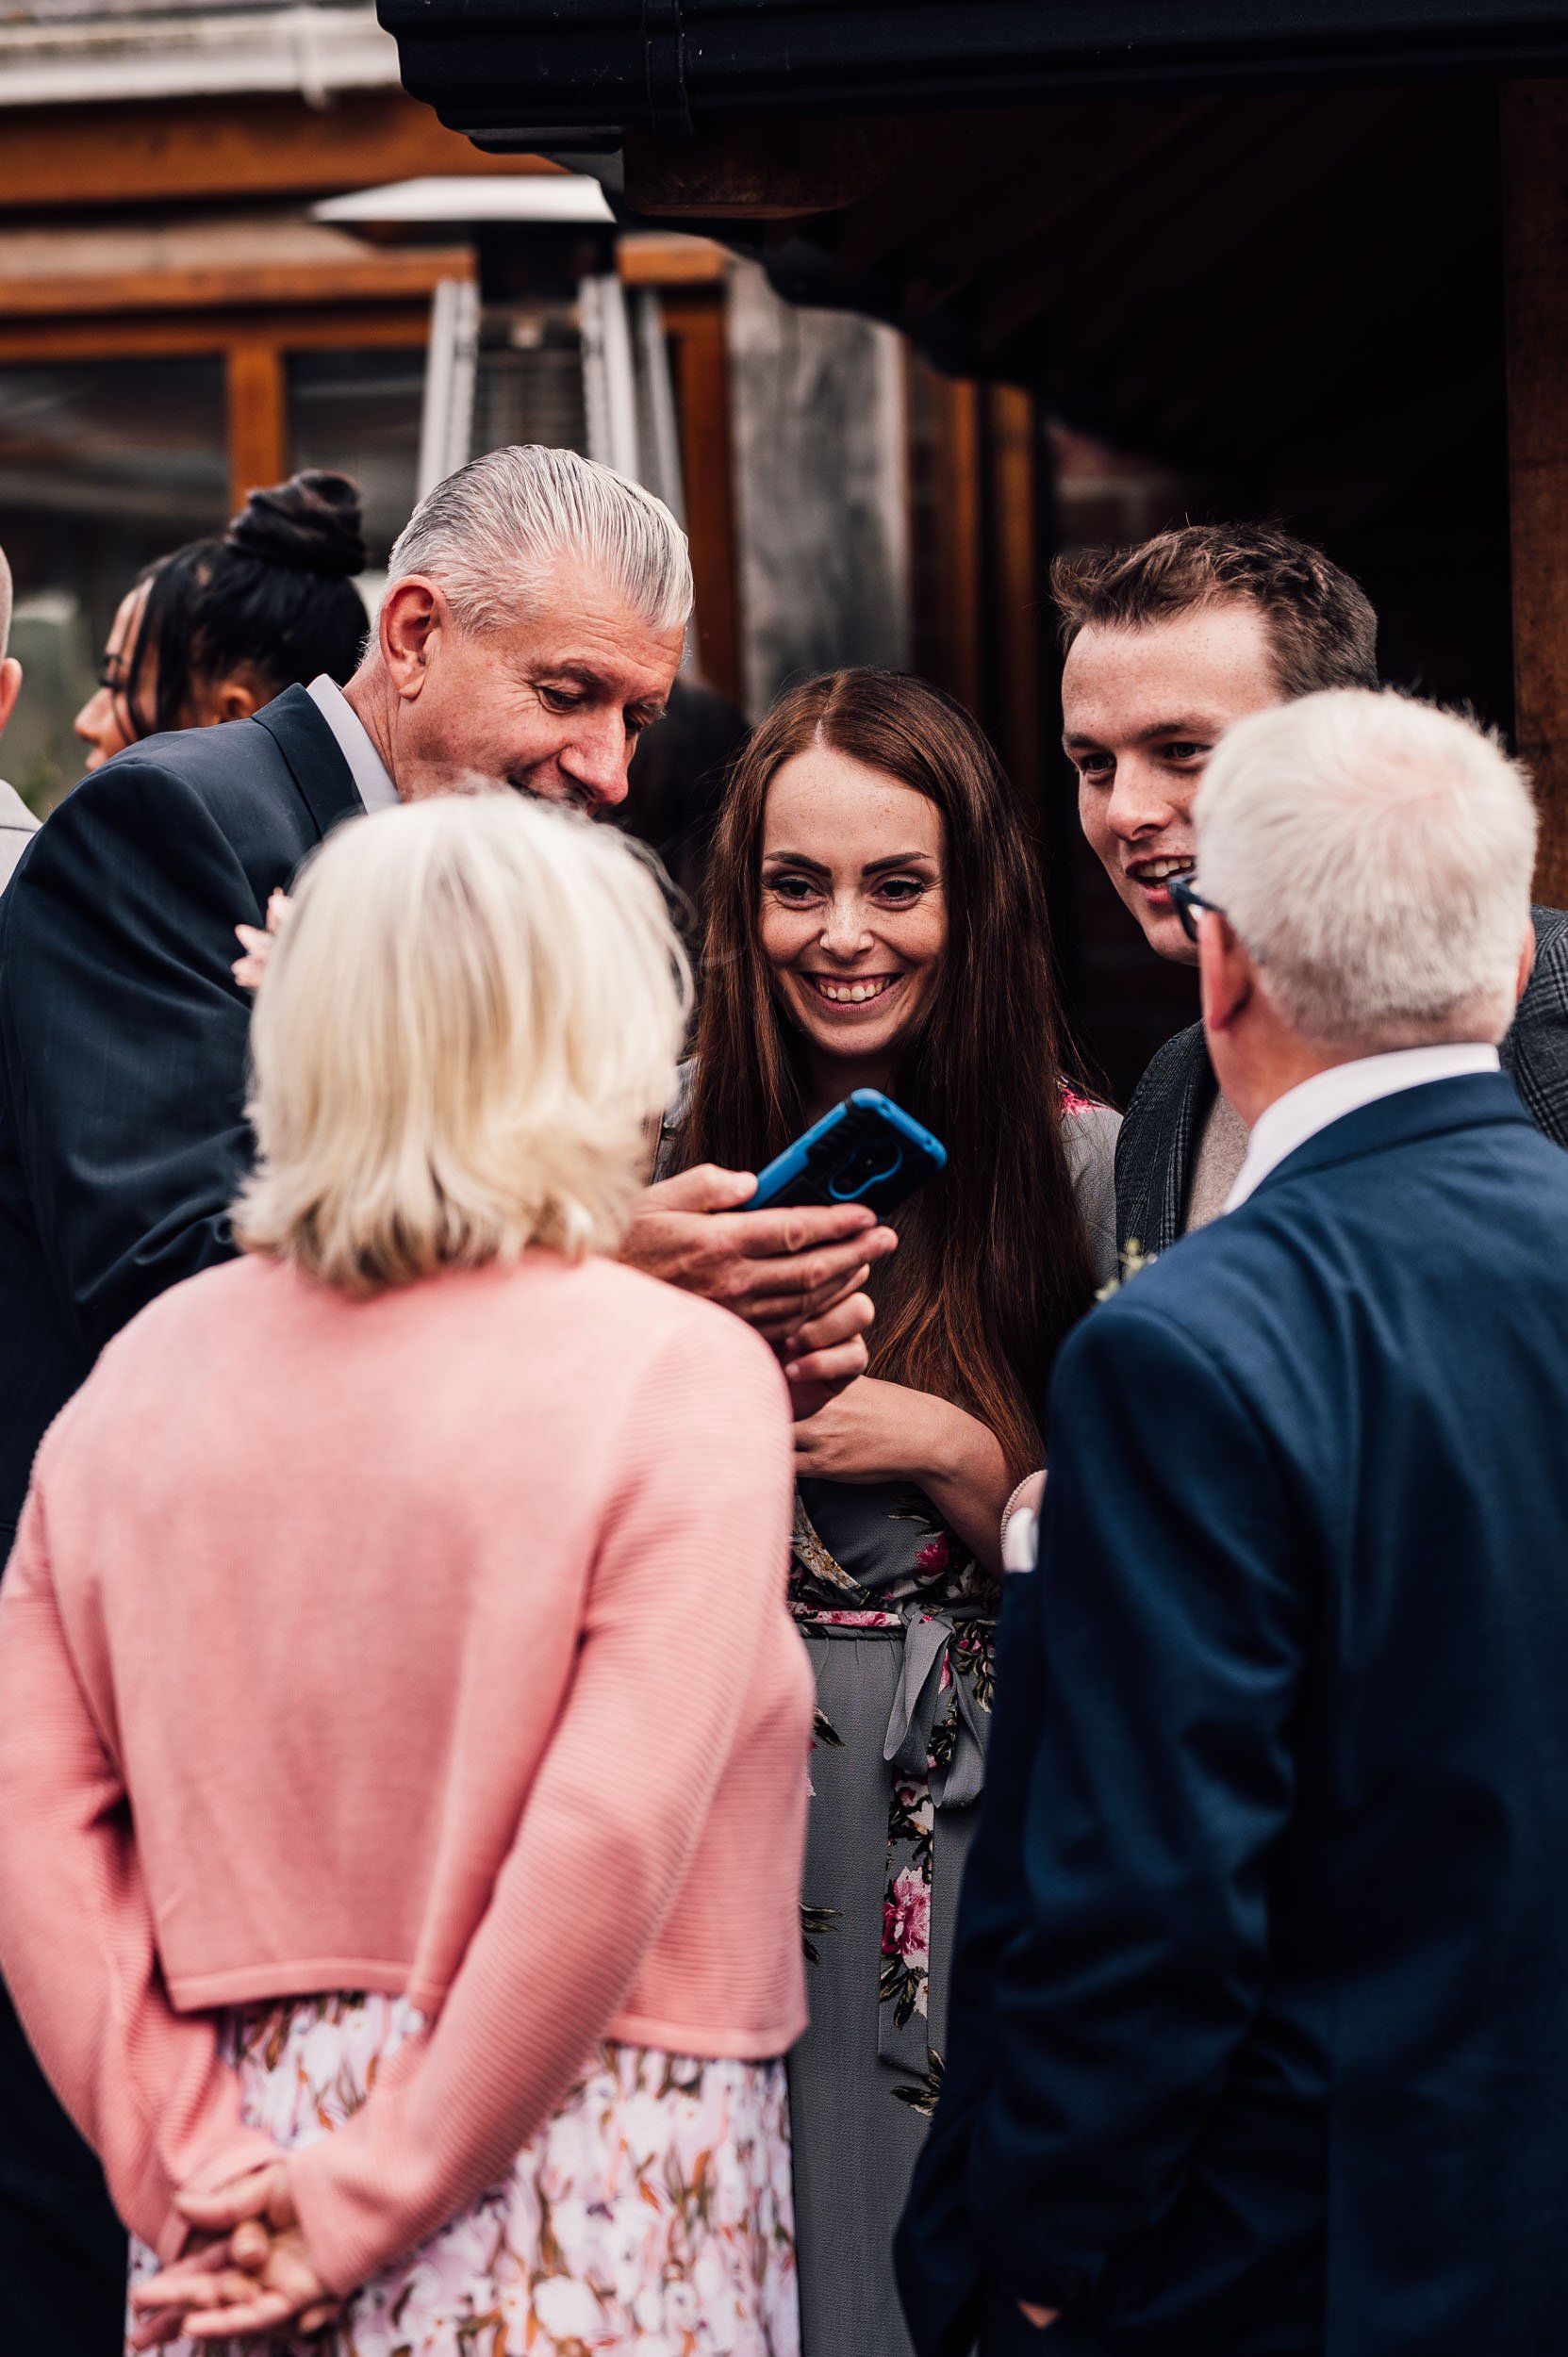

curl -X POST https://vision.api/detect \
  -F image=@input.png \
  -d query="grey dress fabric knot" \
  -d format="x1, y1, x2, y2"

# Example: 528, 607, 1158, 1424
883, 1610, 988, 1811
877, 1603, 995, 2072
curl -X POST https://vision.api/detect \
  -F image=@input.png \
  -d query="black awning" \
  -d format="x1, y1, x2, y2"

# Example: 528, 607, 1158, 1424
378, 1, 1568, 150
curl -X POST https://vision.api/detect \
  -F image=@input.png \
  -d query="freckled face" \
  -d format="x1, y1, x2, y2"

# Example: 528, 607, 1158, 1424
74, 584, 151, 770
760, 749, 947, 1080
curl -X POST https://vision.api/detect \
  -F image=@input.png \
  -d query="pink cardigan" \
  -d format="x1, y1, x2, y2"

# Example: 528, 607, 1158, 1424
0, 1249, 809, 2297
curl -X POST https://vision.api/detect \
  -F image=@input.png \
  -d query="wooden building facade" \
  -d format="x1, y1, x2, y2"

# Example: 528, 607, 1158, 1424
372, 0, 1568, 1093
0, 5, 748, 799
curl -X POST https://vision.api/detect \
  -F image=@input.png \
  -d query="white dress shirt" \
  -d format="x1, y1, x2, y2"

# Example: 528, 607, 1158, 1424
305, 675, 398, 814
1224, 1043, 1502, 1213
0, 776, 38, 893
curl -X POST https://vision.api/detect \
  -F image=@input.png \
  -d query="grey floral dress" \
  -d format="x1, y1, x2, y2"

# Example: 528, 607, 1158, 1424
786, 1481, 995, 2357
784, 1100, 1121, 2357
655, 1080, 1120, 2357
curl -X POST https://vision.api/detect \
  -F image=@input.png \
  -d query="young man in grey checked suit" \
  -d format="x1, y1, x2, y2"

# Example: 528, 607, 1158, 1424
1054, 522, 1568, 1254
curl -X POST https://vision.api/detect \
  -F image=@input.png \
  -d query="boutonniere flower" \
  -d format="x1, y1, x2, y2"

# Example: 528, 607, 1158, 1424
1096, 1238, 1158, 1304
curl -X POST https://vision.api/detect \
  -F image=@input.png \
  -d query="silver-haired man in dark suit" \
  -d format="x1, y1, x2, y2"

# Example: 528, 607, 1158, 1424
0, 448, 883, 2352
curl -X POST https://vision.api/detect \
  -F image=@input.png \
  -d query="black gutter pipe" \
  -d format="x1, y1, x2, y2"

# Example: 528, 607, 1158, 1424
377, 0, 1568, 151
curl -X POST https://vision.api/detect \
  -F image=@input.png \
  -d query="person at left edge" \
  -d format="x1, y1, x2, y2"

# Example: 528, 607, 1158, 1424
0, 540, 34, 892
0, 444, 883, 2356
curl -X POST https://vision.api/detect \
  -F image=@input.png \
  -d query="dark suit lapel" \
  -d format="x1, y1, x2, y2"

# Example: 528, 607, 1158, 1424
1118, 1025, 1218, 1254
1160, 1037, 1216, 1249
1499, 903, 1568, 1149
252, 684, 366, 843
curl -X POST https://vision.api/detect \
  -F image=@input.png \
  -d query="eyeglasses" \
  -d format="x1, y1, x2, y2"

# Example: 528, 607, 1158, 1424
1166, 872, 1228, 946
96, 665, 148, 743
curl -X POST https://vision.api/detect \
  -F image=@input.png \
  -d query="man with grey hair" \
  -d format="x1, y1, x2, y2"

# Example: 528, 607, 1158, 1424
0, 543, 35, 889
0, 447, 883, 2351
900, 688, 1568, 2355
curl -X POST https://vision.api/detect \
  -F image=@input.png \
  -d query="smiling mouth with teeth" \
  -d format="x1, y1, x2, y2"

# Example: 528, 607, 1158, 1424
807, 973, 900, 1005
1129, 857, 1196, 905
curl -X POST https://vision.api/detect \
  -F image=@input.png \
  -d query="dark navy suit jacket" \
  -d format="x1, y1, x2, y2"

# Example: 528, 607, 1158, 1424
898, 1073, 1568, 2357
0, 685, 362, 1554
0, 688, 361, 2350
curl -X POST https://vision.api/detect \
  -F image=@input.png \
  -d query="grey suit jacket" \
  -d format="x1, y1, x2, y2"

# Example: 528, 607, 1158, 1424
1115, 902, 1568, 1256
0, 778, 37, 894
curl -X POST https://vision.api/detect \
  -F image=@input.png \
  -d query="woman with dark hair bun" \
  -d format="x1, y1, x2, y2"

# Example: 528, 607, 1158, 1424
74, 470, 369, 769
662, 666, 1120, 2357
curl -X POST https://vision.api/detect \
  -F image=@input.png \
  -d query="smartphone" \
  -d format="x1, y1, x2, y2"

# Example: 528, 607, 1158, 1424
746, 1090, 947, 1220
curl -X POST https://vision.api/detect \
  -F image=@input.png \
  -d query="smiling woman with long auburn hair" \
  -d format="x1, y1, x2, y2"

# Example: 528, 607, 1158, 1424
662, 666, 1121, 2357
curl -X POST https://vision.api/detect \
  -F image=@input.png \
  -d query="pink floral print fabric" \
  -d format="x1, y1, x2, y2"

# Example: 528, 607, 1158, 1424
789, 1492, 997, 2095
126, 1993, 799, 2357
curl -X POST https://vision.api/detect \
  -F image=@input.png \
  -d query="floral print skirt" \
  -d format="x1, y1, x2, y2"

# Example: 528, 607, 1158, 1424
126, 1992, 799, 2357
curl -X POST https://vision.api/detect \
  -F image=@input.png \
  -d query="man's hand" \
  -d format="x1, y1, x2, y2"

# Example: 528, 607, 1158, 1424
779, 1288, 875, 1419
621, 1164, 897, 1340
1019, 2303, 1061, 2331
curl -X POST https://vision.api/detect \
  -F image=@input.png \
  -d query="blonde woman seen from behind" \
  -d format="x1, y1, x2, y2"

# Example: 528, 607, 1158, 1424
0, 794, 812, 2355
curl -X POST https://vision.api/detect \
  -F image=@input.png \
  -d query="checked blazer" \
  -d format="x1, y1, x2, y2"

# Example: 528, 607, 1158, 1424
1114, 901, 1568, 1256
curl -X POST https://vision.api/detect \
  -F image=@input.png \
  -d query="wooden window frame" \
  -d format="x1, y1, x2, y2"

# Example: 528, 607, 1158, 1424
0, 305, 435, 517
659, 284, 742, 709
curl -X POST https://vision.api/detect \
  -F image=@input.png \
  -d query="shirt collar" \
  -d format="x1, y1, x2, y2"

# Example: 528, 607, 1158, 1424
305, 675, 398, 814
1224, 1042, 1502, 1213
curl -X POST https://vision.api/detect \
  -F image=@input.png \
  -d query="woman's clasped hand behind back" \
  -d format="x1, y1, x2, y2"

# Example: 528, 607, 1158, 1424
662, 668, 1119, 2357
0, 792, 816, 2354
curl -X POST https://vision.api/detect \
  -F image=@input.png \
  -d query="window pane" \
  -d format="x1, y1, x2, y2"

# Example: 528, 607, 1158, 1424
287, 348, 424, 568
0, 357, 228, 809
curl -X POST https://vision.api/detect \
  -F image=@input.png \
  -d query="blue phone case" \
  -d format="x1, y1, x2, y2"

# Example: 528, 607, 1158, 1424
746, 1090, 947, 1219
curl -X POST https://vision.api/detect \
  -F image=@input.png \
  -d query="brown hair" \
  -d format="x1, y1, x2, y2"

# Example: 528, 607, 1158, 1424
1050, 521, 1378, 699
672, 668, 1096, 1478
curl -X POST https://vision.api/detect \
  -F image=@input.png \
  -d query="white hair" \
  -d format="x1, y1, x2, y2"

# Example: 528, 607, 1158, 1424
1195, 688, 1537, 1050
236, 794, 690, 1294
386, 444, 692, 635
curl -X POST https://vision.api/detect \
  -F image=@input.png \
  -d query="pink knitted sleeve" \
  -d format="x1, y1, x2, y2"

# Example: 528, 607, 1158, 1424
0, 1491, 279, 2257
288, 1311, 795, 2296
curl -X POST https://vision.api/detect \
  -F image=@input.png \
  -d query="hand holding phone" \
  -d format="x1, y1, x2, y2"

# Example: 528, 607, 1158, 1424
746, 1090, 947, 1223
